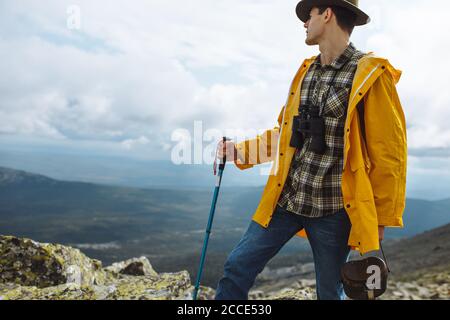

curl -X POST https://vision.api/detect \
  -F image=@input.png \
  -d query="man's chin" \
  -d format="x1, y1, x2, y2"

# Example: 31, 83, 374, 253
305, 37, 317, 46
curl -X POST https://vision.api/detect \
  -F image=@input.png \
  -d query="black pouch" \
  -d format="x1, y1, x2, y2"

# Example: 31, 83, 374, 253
341, 244, 390, 300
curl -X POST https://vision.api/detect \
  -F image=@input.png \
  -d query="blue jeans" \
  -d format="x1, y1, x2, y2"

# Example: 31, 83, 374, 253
215, 204, 351, 300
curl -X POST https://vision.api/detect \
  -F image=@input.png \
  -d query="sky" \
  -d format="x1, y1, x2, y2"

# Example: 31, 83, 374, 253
0, 0, 450, 197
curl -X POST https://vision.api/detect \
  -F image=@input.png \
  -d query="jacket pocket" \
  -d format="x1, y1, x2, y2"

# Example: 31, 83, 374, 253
350, 152, 365, 173
350, 166, 374, 201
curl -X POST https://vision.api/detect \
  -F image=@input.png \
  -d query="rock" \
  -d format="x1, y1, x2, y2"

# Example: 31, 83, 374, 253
182, 285, 216, 300
296, 279, 316, 288
1, 234, 448, 300
106, 272, 191, 300
0, 235, 215, 300
429, 292, 440, 299
0, 271, 195, 300
104, 257, 158, 277
0, 235, 106, 288
264, 288, 316, 300
383, 269, 450, 300
392, 291, 403, 297
402, 282, 417, 290
249, 290, 266, 300
0, 283, 97, 300
417, 286, 431, 297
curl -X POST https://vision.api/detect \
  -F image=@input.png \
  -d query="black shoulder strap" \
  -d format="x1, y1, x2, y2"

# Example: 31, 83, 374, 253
357, 99, 366, 145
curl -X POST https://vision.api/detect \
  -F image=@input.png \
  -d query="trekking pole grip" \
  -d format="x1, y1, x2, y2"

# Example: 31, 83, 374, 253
219, 136, 228, 170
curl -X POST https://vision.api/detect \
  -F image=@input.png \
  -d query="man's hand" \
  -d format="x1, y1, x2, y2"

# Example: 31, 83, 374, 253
378, 226, 385, 242
217, 140, 237, 162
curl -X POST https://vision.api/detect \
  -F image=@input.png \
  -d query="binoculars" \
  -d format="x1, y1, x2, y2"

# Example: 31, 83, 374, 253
290, 104, 326, 154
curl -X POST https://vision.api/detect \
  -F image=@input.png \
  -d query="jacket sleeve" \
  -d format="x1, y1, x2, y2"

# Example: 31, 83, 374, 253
234, 106, 285, 170
364, 71, 407, 227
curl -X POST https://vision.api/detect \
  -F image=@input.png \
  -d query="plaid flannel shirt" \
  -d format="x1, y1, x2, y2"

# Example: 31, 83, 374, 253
277, 42, 366, 218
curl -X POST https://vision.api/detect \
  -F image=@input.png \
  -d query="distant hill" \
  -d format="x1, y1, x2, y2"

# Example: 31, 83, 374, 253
1, 148, 449, 200
387, 198, 450, 238
383, 222, 450, 280
1, 166, 448, 238
0, 166, 59, 186
0, 166, 310, 287
0, 150, 269, 189
0, 166, 449, 287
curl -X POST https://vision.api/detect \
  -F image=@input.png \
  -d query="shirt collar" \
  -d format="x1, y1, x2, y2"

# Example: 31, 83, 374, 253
313, 42, 357, 70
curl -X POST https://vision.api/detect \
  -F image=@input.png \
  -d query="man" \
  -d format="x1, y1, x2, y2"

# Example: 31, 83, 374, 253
215, 0, 407, 300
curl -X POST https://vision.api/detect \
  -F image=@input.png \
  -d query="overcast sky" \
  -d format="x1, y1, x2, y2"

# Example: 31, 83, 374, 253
0, 0, 450, 196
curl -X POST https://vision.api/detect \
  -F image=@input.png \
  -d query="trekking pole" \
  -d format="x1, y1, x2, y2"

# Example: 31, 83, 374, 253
192, 137, 230, 300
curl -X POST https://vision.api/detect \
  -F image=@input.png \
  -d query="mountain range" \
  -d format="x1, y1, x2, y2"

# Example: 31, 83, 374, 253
0, 166, 449, 287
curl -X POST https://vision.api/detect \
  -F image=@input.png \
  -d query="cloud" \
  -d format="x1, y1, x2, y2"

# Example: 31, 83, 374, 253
0, 0, 449, 166
121, 136, 150, 150
359, 0, 450, 149
409, 147, 450, 159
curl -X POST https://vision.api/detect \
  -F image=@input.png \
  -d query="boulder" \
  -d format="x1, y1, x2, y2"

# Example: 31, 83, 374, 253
0, 236, 106, 288
0, 235, 209, 300
104, 257, 158, 277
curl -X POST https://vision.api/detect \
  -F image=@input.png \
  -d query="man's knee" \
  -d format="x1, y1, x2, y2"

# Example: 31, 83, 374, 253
224, 249, 245, 274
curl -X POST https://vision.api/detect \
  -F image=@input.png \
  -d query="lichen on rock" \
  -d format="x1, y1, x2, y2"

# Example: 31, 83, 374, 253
0, 235, 207, 300
2, 234, 448, 300
104, 256, 158, 277
0, 235, 106, 288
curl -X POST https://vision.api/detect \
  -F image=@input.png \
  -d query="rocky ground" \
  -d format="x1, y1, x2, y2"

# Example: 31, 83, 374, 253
383, 272, 449, 300
250, 273, 450, 300
0, 235, 448, 300
0, 235, 214, 300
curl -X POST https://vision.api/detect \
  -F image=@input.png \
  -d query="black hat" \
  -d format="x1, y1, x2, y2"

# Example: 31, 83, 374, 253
296, 0, 371, 26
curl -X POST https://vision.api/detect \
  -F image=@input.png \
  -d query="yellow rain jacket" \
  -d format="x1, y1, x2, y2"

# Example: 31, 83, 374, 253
234, 53, 407, 254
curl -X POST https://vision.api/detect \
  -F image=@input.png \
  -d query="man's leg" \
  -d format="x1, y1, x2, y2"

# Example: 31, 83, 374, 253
215, 205, 304, 300
302, 208, 351, 300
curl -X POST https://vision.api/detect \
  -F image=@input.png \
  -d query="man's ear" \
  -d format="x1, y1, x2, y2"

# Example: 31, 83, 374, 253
324, 7, 333, 23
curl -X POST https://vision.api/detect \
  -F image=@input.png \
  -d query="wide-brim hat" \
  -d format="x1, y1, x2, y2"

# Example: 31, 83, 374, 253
296, 0, 370, 26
